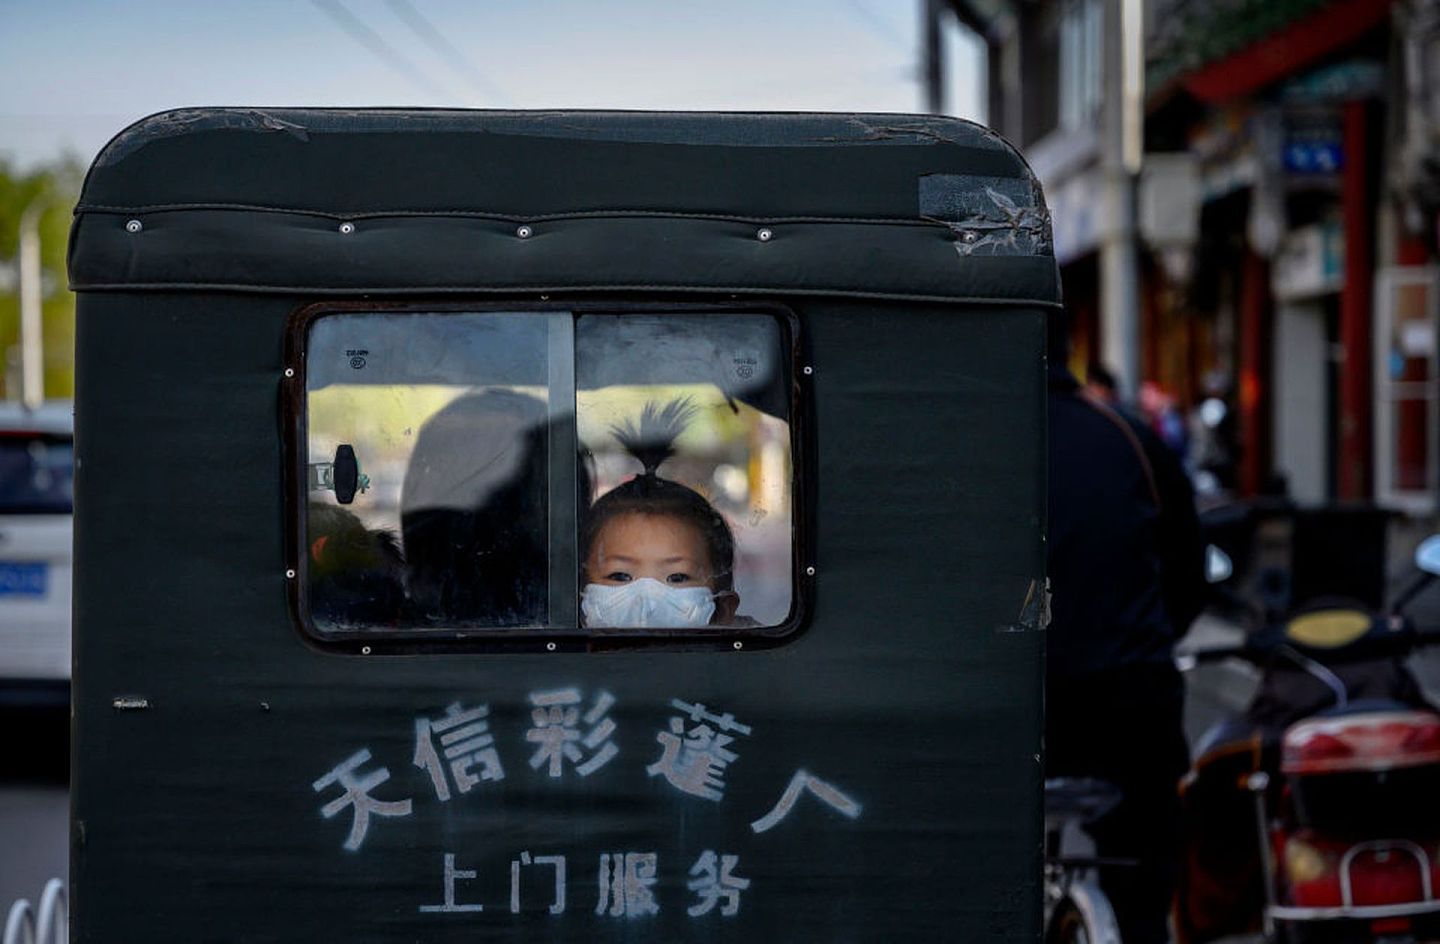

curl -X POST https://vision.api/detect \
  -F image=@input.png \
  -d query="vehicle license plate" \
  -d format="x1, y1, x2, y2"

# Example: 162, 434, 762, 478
0, 562, 47, 596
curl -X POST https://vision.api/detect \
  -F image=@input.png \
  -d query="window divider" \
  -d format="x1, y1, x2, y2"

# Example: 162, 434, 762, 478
545, 312, 580, 628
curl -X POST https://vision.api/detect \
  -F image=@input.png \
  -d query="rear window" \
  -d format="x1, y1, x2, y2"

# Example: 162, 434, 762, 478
296, 307, 798, 643
0, 434, 74, 515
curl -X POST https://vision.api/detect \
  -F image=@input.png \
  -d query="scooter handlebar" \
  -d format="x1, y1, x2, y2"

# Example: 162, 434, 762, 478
1177, 618, 1440, 671
1175, 645, 1262, 670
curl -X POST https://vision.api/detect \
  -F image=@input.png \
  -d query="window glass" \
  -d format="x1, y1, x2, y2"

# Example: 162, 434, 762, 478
576, 314, 793, 630
302, 309, 794, 638
1059, 0, 1103, 132
305, 313, 558, 633
0, 435, 73, 514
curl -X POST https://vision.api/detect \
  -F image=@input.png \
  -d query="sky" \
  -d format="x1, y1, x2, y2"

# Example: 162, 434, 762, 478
0, 0, 987, 171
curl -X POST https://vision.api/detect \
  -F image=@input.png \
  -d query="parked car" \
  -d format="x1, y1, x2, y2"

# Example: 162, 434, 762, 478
0, 401, 73, 708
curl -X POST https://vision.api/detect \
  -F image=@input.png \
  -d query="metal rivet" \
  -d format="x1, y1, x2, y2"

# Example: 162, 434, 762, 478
125, 219, 142, 234
284, 367, 295, 378
733, 641, 743, 650
338, 222, 355, 235
806, 566, 816, 576
546, 641, 557, 652
361, 645, 371, 655
285, 568, 296, 579
756, 227, 773, 242
802, 366, 814, 376
516, 225, 534, 239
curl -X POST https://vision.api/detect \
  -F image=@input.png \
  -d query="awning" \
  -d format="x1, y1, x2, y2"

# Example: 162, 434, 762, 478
1149, 0, 1390, 105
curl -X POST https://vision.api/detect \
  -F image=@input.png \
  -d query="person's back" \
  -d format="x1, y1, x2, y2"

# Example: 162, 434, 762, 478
1046, 356, 1204, 944
1048, 371, 1175, 675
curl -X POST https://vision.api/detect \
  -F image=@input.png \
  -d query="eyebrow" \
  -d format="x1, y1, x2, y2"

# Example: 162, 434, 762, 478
597, 555, 697, 566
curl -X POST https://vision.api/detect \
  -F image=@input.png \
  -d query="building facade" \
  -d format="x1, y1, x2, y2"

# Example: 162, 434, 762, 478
949, 0, 1440, 511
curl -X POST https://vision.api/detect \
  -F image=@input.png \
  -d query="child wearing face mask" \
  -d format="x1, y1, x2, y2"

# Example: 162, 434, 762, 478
580, 400, 751, 629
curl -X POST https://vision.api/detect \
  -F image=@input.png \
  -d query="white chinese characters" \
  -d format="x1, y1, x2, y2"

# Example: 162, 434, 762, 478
595, 852, 660, 918
511, 851, 566, 915
312, 748, 413, 852
418, 850, 751, 918
526, 687, 619, 778
414, 701, 504, 801
647, 699, 752, 801
312, 689, 865, 870
751, 768, 864, 833
687, 850, 751, 917
419, 853, 484, 913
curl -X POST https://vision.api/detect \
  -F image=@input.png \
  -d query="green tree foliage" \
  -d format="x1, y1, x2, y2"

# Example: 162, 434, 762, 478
0, 156, 83, 399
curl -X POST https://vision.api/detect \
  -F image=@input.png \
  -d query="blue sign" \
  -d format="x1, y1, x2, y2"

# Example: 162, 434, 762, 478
1284, 141, 1343, 175
0, 561, 47, 596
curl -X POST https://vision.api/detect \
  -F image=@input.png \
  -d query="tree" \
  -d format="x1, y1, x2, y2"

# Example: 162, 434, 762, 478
0, 156, 83, 400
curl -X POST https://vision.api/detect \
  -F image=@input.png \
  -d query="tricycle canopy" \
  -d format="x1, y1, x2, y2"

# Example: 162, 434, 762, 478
70, 108, 1056, 302
68, 109, 1055, 942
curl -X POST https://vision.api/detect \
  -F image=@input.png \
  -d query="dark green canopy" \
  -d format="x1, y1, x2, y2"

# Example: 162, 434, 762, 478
71, 108, 1057, 305
67, 110, 1054, 943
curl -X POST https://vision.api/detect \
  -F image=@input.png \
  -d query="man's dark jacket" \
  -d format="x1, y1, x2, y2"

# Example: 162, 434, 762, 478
1045, 366, 1207, 944
1047, 368, 1205, 677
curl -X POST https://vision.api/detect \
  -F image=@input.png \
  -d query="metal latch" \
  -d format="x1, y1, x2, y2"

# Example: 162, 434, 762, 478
308, 444, 369, 504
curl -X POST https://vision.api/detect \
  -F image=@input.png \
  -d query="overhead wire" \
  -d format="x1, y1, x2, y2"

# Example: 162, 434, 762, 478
837, 0, 921, 93
310, 0, 456, 102
839, 0, 911, 53
384, 0, 511, 105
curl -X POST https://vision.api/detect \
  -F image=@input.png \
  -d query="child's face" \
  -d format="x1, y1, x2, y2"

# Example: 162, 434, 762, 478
585, 512, 715, 590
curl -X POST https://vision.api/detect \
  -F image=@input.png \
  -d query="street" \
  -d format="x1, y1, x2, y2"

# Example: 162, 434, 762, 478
0, 784, 65, 914
0, 706, 67, 916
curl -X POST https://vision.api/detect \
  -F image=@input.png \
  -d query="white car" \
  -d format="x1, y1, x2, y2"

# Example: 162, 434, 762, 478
0, 401, 72, 705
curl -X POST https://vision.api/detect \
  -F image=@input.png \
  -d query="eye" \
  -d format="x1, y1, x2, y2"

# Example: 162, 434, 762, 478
666, 572, 692, 585
606, 571, 632, 583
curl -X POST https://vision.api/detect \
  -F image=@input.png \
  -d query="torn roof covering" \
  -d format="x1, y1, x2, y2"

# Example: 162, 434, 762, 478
79, 108, 1048, 229
70, 109, 1059, 301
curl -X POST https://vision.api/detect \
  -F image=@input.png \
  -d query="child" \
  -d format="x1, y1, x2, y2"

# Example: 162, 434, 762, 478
307, 502, 408, 629
580, 399, 748, 629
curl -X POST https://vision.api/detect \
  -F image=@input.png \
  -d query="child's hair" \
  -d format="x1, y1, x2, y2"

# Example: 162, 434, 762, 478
580, 399, 736, 592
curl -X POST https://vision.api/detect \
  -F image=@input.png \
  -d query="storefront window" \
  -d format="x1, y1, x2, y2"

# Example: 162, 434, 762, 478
1376, 268, 1439, 513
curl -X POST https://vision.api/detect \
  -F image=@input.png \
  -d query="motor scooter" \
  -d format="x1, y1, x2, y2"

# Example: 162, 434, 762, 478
1175, 535, 1440, 944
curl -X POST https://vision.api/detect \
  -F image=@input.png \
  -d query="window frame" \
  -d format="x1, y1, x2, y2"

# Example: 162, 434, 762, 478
0, 432, 75, 515
283, 299, 812, 655
1374, 266, 1440, 515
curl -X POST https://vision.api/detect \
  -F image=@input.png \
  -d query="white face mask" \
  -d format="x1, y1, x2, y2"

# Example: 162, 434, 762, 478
581, 578, 717, 628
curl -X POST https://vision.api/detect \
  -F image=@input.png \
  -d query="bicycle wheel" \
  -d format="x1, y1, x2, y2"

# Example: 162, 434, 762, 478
1048, 899, 1095, 944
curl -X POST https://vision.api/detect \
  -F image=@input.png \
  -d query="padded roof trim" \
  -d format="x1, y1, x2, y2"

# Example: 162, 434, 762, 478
71, 108, 1058, 304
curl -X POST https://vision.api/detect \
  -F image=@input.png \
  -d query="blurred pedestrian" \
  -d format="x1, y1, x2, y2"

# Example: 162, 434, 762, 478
1140, 381, 1191, 465
1085, 362, 1121, 405
1047, 310, 1206, 944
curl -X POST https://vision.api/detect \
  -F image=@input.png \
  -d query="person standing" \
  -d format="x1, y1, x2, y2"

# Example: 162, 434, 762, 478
1047, 314, 1206, 944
